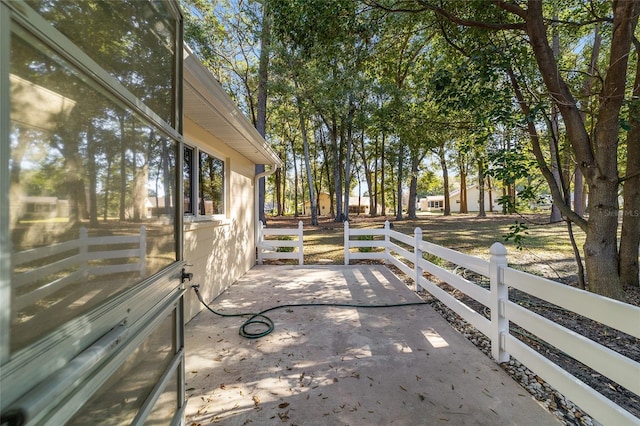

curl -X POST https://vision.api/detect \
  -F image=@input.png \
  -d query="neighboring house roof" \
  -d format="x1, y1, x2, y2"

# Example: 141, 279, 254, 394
182, 46, 281, 168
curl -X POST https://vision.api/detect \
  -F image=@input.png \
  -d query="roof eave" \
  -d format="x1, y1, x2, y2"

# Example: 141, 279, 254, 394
182, 46, 281, 168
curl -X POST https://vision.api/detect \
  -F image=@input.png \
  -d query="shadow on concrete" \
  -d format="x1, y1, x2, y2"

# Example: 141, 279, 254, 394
185, 265, 559, 425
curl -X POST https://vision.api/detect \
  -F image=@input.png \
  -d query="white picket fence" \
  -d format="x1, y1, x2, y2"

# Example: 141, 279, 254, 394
13, 226, 147, 315
344, 220, 640, 425
257, 221, 303, 265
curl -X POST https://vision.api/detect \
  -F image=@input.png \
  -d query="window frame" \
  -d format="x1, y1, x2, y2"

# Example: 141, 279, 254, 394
0, 0, 186, 422
183, 143, 227, 222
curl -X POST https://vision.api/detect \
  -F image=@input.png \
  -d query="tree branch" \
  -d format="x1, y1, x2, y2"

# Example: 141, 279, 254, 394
366, 1, 527, 30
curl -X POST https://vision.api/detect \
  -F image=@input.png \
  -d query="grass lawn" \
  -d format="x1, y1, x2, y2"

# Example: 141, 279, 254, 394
264, 211, 584, 285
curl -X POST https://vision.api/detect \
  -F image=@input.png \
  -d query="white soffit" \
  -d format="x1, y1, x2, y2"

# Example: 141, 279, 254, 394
183, 47, 281, 167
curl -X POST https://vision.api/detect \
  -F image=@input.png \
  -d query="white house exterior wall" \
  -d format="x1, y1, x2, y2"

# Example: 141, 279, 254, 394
183, 117, 257, 322
420, 186, 500, 213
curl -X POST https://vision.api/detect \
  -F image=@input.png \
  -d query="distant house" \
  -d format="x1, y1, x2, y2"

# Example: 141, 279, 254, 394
348, 196, 380, 215
419, 185, 500, 213
302, 192, 331, 216
303, 192, 383, 216
19, 196, 69, 220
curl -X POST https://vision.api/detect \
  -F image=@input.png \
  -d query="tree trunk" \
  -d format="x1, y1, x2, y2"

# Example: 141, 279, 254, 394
477, 157, 486, 217
103, 156, 111, 221
548, 15, 563, 223
275, 168, 283, 216
161, 139, 172, 214
576, 24, 601, 217
331, 119, 343, 221
343, 103, 355, 221
255, 4, 271, 225
525, 1, 638, 299
373, 135, 379, 216
459, 167, 468, 214
381, 132, 386, 216
407, 153, 420, 219
291, 140, 299, 217
299, 106, 317, 225
358, 134, 375, 217
487, 175, 493, 213
548, 106, 563, 223
438, 146, 451, 216
395, 142, 405, 221
119, 114, 127, 222
619, 39, 640, 288
87, 126, 99, 226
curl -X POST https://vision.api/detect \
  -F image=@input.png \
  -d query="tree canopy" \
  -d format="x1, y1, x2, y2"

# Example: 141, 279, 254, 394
182, 0, 640, 300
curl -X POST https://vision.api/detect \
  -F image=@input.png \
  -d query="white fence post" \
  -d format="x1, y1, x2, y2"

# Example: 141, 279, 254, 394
489, 242, 509, 363
414, 227, 422, 292
384, 220, 390, 263
79, 227, 88, 278
139, 225, 147, 276
297, 220, 304, 265
344, 221, 350, 265
257, 221, 264, 265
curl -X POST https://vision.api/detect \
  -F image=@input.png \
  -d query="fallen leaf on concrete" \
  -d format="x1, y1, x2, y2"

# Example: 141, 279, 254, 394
253, 395, 260, 406
278, 403, 290, 409
278, 410, 290, 421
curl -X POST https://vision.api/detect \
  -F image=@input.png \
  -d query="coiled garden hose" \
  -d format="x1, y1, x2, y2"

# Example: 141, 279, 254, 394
191, 284, 431, 339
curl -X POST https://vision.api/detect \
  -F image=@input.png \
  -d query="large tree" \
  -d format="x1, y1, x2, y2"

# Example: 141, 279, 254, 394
371, 0, 639, 300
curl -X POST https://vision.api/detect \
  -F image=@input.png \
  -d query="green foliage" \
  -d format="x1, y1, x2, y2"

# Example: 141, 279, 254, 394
356, 235, 374, 253
275, 235, 294, 252
503, 221, 529, 250
487, 147, 537, 185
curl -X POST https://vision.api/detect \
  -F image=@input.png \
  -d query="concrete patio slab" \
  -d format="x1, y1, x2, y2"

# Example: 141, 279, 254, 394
185, 265, 559, 425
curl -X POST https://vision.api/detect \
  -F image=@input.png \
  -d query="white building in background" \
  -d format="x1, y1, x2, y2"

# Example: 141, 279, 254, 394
419, 185, 500, 213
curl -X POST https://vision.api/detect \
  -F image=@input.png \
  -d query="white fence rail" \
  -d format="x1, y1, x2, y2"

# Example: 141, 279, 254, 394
257, 221, 303, 265
13, 226, 147, 314
344, 220, 640, 425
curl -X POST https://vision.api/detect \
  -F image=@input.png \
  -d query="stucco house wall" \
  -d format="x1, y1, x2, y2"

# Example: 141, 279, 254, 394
182, 120, 259, 322
420, 185, 500, 213
182, 48, 280, 323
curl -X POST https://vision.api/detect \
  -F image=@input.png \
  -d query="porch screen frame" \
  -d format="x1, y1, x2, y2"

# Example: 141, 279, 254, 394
0, 0, 186, 423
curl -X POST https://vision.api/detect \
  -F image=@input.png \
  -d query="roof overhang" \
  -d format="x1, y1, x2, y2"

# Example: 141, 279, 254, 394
183, 47, 281, 168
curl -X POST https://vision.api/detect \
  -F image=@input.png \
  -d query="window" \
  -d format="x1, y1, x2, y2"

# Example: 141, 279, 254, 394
1, 1, 185, 423
8, 24, 179, 353
24, 0, 178, 126
184, 145, 225, 218
184, 146, 194, 214
199, 151, 224, 216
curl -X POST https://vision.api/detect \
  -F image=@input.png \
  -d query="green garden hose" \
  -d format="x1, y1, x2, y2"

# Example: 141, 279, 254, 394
192, 284, 431, 339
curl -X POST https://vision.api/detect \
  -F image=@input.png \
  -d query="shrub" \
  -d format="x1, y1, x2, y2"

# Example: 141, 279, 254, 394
275, 235, 294, 252
357, 235, 374, 252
